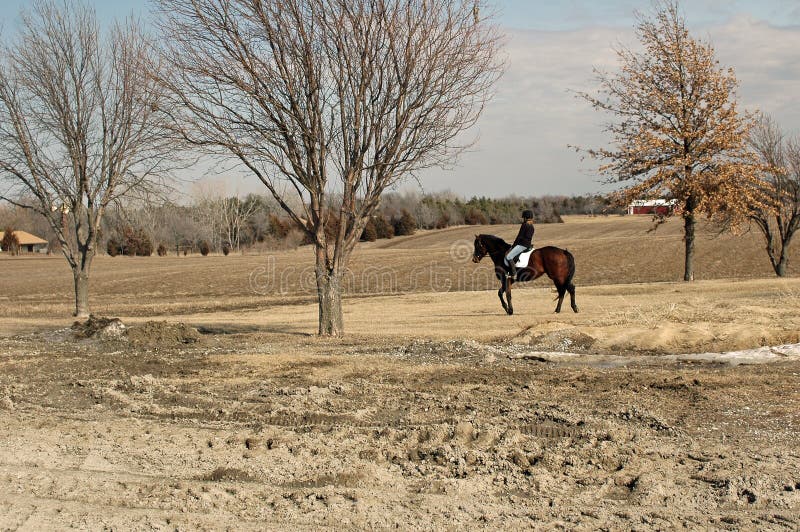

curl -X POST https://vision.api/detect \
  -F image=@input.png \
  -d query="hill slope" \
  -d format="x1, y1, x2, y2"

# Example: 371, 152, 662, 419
0, 215, 796, 323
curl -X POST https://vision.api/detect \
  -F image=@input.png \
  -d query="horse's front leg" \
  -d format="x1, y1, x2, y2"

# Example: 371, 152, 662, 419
497, 275, 509, 314
505, 278, 513, 315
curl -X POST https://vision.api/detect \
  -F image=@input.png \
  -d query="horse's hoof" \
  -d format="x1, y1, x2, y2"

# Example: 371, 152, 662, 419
572, 307, 579, 313
507, 309, 514, 315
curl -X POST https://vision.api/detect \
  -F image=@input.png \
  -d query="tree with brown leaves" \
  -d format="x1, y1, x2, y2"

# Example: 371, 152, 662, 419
1, 227, 20, 255
155, 0, 502, 335
0, 2, 177, 316
575, 1, 771, 281
749, 114, 800, 277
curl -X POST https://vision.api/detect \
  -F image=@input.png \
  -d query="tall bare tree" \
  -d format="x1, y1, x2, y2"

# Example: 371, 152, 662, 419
0, 1, 176, 317
219, 195, 259, 253
190, 182, 260, 253
575, 1, 770, 281
749, 114, 800, 277
156, 0, 502, 335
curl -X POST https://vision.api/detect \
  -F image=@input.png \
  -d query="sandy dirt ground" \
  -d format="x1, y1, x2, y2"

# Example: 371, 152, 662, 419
1, 217, 800, 529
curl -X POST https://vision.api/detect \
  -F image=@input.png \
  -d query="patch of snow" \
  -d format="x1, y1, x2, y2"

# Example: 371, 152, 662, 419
667, 344, 800, 366
509, 344, 800, 367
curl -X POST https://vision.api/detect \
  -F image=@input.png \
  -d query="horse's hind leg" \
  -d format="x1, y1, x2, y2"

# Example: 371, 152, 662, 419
568, 282, 578, 313
554, 283, 566, 313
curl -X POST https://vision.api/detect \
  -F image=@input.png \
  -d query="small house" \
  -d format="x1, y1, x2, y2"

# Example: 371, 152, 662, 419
627, 199, 677, 216
0, 230, 49, 253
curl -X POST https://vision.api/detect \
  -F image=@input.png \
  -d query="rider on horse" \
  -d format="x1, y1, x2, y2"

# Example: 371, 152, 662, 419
505, 209, 534, 280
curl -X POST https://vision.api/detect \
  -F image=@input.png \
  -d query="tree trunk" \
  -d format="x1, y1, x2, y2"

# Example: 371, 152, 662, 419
315, 246, 344, 336
316, 270, 344, 336
73, 268, 91, 318
775, 254, 788, 277
683, 212, 695, 281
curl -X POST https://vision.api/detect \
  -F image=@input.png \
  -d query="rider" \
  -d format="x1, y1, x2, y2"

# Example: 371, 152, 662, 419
505, 209, 535, 280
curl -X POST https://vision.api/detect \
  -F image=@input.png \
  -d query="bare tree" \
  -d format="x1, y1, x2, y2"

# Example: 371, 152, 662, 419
156, 0, 502, 335
190, 182, 261, 253
749, 114, 800, 277
190, 180, 226, 252
0, 1, 177, 317
575, 1, 771, 281
219, 195, 260, 253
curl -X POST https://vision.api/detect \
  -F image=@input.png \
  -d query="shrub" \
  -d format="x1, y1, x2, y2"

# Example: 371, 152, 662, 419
136, 235, 153, 257
106, 238, 121, 257
1, 227, 20, 255
373, 215, 394, 239
393, 210, 417, 236
361, 218, 377, 241
222, 243, 231, 256
157, 244, 167, 257
199, 240, 210, 256
464, 208, 488, 225
268, 214, 290, 239
435, 212, 451, 229
117, 226, 152, 256
324, 211, 341, 242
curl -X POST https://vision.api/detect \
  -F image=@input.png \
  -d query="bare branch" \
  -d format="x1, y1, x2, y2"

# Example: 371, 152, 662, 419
155, 0, 502, 334
0, 1, 182, 316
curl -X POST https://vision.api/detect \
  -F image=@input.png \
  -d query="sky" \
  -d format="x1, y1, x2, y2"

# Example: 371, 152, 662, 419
1, 1, 799, 198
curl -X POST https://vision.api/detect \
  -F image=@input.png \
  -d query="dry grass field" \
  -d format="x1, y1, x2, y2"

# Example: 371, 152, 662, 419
1, 215, 799, 529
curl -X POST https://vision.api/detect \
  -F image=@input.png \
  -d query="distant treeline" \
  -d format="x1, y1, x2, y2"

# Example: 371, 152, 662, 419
0, 192, 623, 255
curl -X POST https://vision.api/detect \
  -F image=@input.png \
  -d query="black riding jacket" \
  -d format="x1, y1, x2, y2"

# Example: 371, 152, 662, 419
513, 222, 534, 248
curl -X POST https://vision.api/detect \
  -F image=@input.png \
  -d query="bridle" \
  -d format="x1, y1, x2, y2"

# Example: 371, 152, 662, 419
472, 237, 488, 263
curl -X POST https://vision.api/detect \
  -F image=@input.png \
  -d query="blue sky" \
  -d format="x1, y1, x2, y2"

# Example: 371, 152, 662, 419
1, 1, 799, 197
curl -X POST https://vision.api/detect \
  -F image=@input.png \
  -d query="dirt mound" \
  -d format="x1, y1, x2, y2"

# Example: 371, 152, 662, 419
71, 315, 126, 340
126, 321, 201, 346
70, 317, 200, 347
512, 322, 596, 352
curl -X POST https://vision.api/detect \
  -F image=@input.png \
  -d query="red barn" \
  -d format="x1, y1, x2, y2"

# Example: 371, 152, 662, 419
627, 199, 676, 216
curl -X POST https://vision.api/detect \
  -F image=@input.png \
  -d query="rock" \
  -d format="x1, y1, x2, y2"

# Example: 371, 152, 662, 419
72, 315, 126, 340
509, 449, 530, 468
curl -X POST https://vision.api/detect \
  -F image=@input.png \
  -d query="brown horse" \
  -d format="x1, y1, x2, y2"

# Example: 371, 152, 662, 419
472, 234, 578, 315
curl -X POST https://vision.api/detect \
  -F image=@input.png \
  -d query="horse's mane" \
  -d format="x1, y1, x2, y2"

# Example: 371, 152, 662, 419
479, 234, 509, 247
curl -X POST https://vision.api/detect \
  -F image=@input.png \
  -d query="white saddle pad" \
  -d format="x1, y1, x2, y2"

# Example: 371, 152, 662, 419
515, 248, 534, 267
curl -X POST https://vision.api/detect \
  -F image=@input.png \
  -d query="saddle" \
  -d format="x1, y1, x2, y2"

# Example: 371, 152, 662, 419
512, 247, 534, 268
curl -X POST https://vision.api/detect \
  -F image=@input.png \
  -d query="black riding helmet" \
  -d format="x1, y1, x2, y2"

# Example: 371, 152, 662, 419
522, 209, 534, 220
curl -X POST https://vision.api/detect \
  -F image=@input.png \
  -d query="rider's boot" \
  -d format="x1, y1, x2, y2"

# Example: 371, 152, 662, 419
508, 260, 517, 281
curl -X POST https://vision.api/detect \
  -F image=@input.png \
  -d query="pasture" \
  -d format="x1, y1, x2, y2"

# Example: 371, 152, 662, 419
1, 215, 799, 529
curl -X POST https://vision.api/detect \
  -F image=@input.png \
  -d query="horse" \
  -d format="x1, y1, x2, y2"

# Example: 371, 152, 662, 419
472, 234, 578, 315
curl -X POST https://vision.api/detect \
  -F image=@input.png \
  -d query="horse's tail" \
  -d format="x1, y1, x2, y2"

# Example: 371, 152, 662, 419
564, 248, 576, 287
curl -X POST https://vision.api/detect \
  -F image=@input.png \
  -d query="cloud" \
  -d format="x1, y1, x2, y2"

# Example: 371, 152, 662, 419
709, 16, 800, 129
417, 16, 800, 197
417, 25, 633, 196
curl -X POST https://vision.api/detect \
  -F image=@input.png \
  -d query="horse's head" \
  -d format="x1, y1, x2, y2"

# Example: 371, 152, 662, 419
472, 234, 487, 263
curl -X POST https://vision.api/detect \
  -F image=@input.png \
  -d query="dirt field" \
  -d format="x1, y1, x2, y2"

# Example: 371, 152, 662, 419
1, 216, 799, 529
